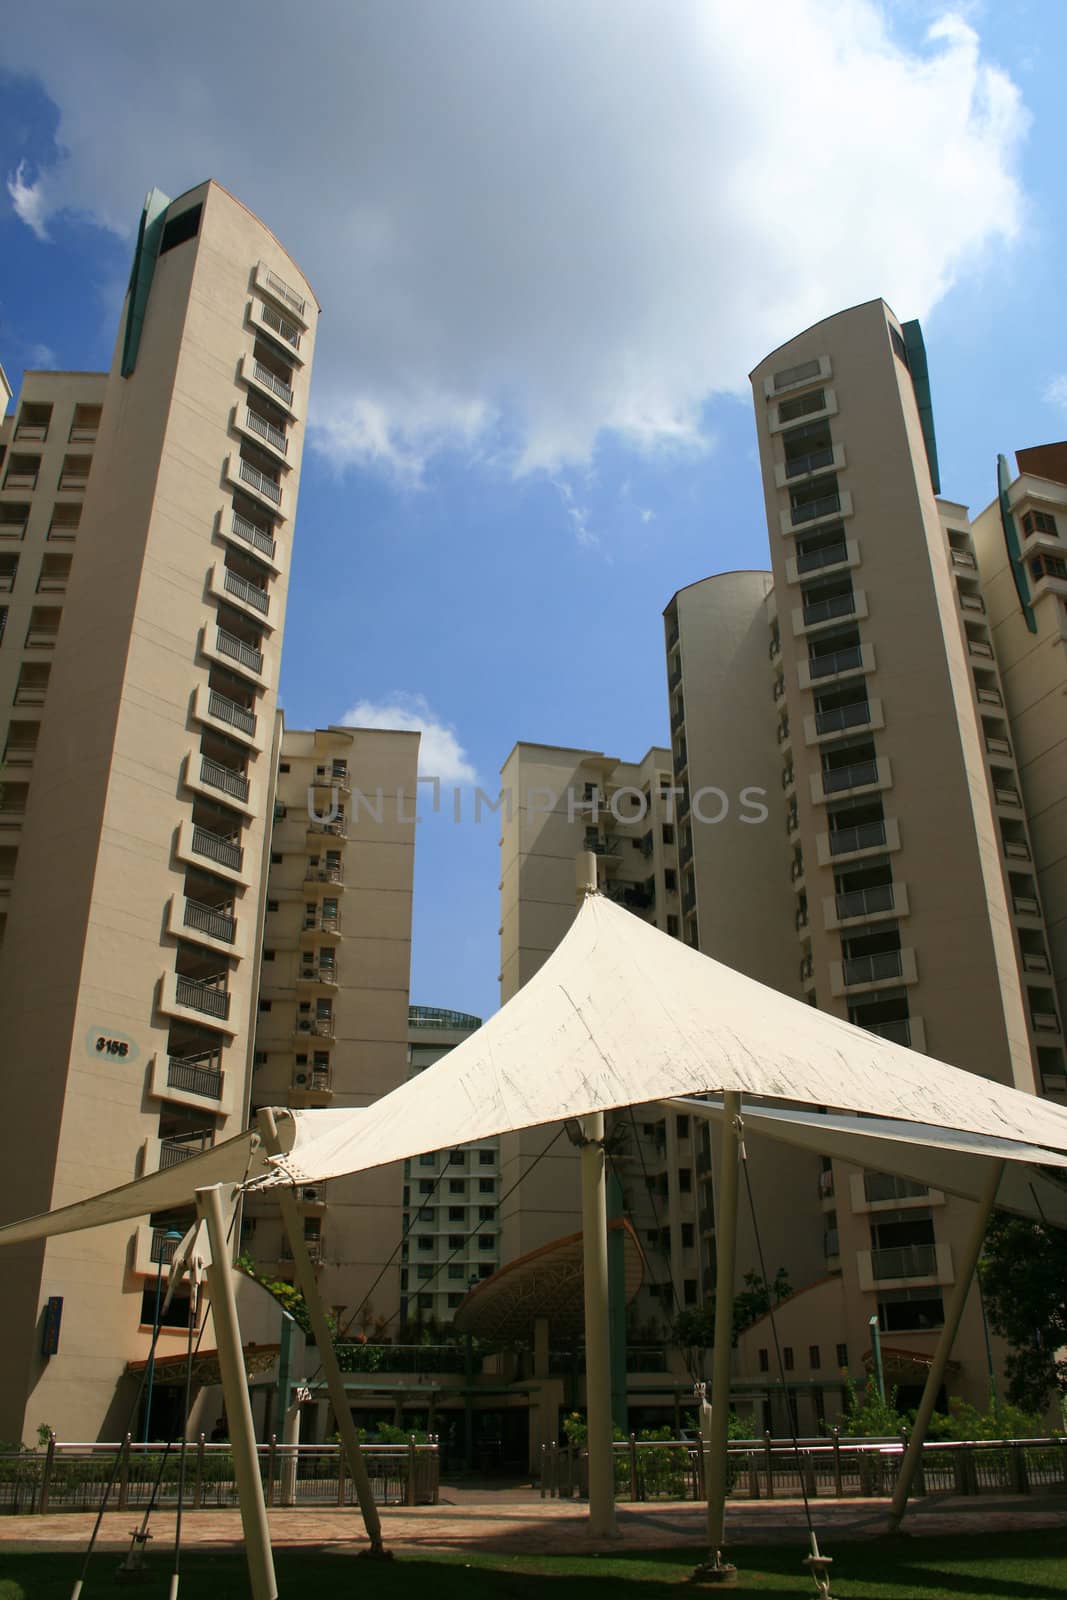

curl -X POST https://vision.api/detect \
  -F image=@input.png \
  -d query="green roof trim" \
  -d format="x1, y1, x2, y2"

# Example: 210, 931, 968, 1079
901, 320, 940, 495
997, 453, 1038, 634
120, 187, 171, 378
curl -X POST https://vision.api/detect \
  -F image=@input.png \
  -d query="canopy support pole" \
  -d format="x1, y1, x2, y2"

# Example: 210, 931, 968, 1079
705, 1091, 742, 1564
580, 1110, 617, 1538
887, 1157, 1004, 1533
196, 1184, 277, 1600
258, 1109, 387, 1555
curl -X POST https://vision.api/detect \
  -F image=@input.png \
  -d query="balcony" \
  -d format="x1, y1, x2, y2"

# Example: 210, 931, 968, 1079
985, 735, 1012, 757
799, 590, 858, 629
827, 819, 887, 856
24, 625, 60, 649
793, 540, 849, 578
234, 456, 282, 508
958, 592, 985, 614
814, 755, 889, 803
829, 882, 907, 926
784, 446, 835, 480
257, 299, 303, 354
205, 685, 257, 739
950, 548, 976, 569
158, 1132, 214, 1170
841, 949, 906, 988
994, 784, 1022, 807
865, 1017, 924, 1048
0, 510, 28, 540
290, 1069, 333, 1103
968, 638, 994, 659
791, 492, 841, 527
133, 1224, 185, 1277
1032, 1012, 1062, 1033
307, 818, 347, 839
976, 686, 1003, 707
823, 1228, 840, 1260
303, 911, 341, 935
181, 897, 237, 946
242, 407, 288, 458
227, 508, 278, 563
1022, 951, 1051, 975
219, 564, 271, 619
255, 260, 308, 322
244, 355, 295, 409
293, 1018, 335, 1042
214, 626, 263, 677
1013, 895, 1041, 917
297, 962, 339, 988
149, 1051, 225, 1105
857, 1241, 950, 1289
814, 699, 871, 737
174, 973, 231, 1020
304, 865, 345, 887
200, 755, 250, 804
190, 823, 243, 874
798, 638, 876, 691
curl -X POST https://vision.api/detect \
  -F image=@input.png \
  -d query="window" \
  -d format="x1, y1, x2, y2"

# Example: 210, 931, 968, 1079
262, 949, 275, 962
258, 1000, 271, 1013
778, 388, 826, 424
664, 869, 677, 892
418, 1208, 434, 1222
773, 358, 821, 391
449, 1179, 465, 1194
758, 1348, 769, 1373
478, 1235, 495, 1251
889, 325, 910, 367
417, 1264, 432, 1279
419, 1154, 435, 1166
662, 824, 675, 844
447, 1293, 463, 1309
836, 1343, 848, 1368
478, 1178, 495, 1193
1030, 553, 1067, 582
270, 852, 282, 864
417, 1236, 433, 1252
809, 1345, 821, 1370
418, 1179, 433, 1195
159, 203, 203, 253
478, 1149, 494, 1165
678, 1168, 692, 1193
479, 1264, 493, 1278
684, 1278, 697, 1305
448, 1234, 464, 1248
448, 1264, 464, 1280
783, 1347, 795, 1371
878, 1289, 944, 1333
667, 915, 679, 937
479, 1205, 495, 1221
141, 1286, 193, 1329
279, 762, 291, 773
448, 1206, 465, 1221
418, 1293, 432, 1311
681, 1222, 695, 1249
1022, 509, 1058, 537
449, 1151, 466, 1167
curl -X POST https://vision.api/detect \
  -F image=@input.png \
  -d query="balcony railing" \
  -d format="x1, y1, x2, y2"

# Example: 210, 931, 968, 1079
238, 458, 282, 505
224, 567, 270, 615
796, 542, 848, 576
821, 759, 879, 795
815, 700, 870, 736
985, 736, 1012, 756
168, 1055, 224, 1098
842, 949, 903, 987
175, 974, 231, 1020
305, 866, 343, 884
299, 963, 338, 985
951, 549, 976, 568
835, 883, 895, 920
829, 819, 886, 856
303, 913, 340, 934
968, 638, 994, 658
260, 301, 302, 349
785, 447, 835, 479
823, 1228, 840, 1258
1032, 1012, 1061, 1032
869, 1243, 937, 1280
200, 756, 250, 802
1002, 839, 1030, 861
866, 1018, 912, 1046
244, 407, 288, 455
150, 1227, 182, 1265
976, 687, 1003, 707
308, 819, 347, 837
192, 824, 243, 872
803, 592, 855, 627
184, 898, 237, 944
865, 1172, 928, 1203
959, 593, 985, 613
995, 786, 1021, 807
259, 262, 306, 318
13, 422, 48, 441
230, 510, 277, 560
253, 360, 294, 406
208, 688, 257, 736
1013, 896, 1040, 916
159, 1132, 214, 1169
294, 1019, 334, 1040
24, 627, 60, 648
792, 492, 841, 526
809, 645, 863, 679
215, 627, 263, 675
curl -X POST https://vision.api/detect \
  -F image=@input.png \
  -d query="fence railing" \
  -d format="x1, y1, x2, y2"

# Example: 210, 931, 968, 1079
540, 1432, 1067, 1504
0, 1436, 439, 1514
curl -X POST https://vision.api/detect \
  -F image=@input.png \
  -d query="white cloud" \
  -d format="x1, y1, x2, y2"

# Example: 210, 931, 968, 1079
6, 160, 50, 241
1043, 376, 1067, 412
0, 3, 1029, 476
29, 342, 57, 368
340, 693, 478, 785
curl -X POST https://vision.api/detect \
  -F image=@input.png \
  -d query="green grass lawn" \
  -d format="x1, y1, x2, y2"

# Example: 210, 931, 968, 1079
1, 1531, 1065, 1599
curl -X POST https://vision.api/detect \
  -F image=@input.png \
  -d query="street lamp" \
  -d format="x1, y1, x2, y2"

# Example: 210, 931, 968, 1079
868, 1313, 885, 1404
464, 1273, 479, 1473
145, 1228, 184, 1443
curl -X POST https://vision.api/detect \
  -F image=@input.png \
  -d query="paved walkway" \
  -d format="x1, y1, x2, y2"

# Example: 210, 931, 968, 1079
1, 1486, 1065, 1556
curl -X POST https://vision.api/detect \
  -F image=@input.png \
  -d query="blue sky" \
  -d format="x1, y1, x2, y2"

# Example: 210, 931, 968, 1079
2, 1, 1066, 1020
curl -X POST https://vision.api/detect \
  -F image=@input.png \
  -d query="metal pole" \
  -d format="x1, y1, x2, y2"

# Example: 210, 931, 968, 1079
258, 1108, 385, 1553
145, 1255, 164, 1444
705, 1091, 742, 1556
196, 1184, 277, 1600
580, 1109, 617, 1538
869, 1313, 885, 1403
888, 1159, 1004, 1533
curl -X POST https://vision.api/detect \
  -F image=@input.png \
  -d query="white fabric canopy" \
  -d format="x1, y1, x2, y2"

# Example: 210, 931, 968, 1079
666, 1099, 1067, 1227
269, 893, 1067, 1185
2, 892, 1067, 1250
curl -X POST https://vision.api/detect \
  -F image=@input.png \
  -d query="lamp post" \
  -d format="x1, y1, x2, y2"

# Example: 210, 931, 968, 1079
464, 1274, 478, 1473
145, 1228, 184, 1443
868, 1313, 885, 1405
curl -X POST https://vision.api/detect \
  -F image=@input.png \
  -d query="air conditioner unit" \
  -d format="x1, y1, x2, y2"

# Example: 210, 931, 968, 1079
297, 1021, 311, 1032
295, 1073, 308, 1086
302, 1188, 319, 1201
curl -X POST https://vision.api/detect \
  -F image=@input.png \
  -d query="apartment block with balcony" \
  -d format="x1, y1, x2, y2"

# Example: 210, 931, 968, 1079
0, 182, 319, 1444
971, 444, 1067, 1099
400, 1007, 495, 1326
498, 742, 697, 1329
240, 724, 418, 1337
742, 300, 1038, 1413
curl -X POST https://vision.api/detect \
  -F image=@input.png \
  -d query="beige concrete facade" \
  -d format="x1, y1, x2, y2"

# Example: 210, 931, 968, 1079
498, 743, 699, 1333
972, 447, 1067, 1082
0, 180, 319, 1444
401, 1006, 497, 1326
241, 724, 418, 1335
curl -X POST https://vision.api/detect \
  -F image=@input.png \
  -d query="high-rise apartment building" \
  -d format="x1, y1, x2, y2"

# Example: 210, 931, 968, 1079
0, 181, 319, 1443
498, 743, 699, 1330
972, 444, 1067, 1091
661, 300, 1055, 1423
240, 724, 419, 1335
400, 1005, 495, 1326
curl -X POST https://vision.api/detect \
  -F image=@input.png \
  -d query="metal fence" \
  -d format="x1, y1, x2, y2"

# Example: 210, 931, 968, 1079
541, 1432, 1067, 1503
0, 1436, 439, 1515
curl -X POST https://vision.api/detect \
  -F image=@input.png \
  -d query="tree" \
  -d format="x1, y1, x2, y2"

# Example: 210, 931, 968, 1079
978, 1215, 1067, 1412
671, 1269, 792, 1350
235, 1255, 336, 1341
